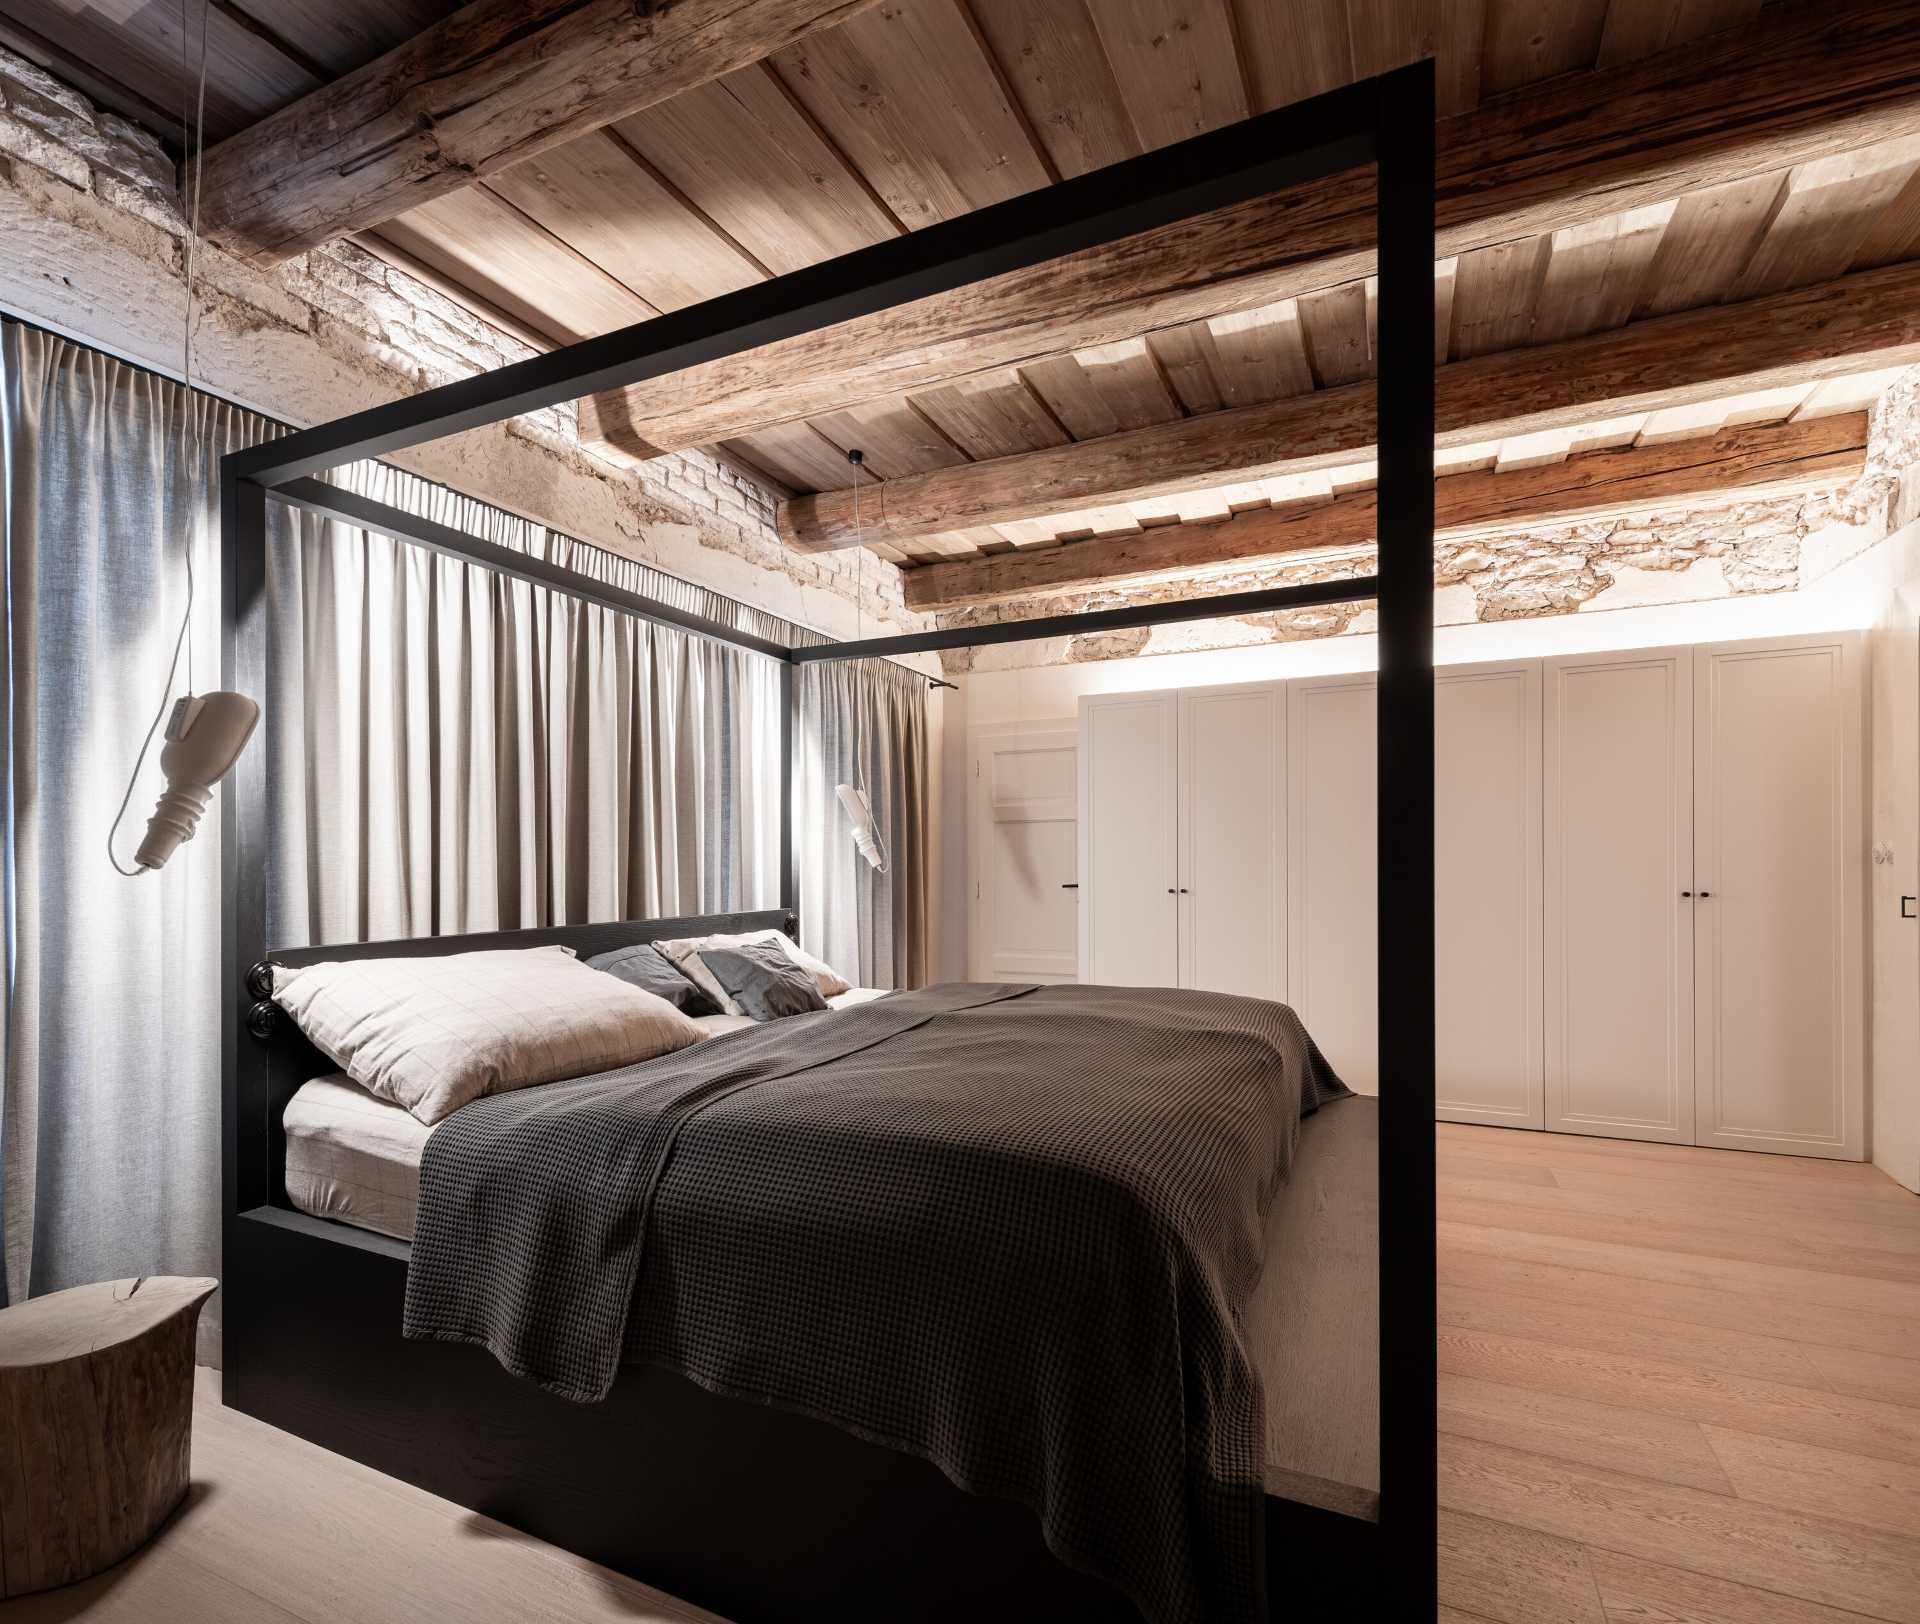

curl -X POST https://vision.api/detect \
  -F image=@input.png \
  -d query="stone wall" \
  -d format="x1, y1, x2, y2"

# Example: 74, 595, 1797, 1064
0, 46, 925, 652
943, 378, 1920, 673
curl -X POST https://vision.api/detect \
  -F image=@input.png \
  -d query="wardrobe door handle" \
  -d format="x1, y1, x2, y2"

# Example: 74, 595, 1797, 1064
1681, 891, 1692, 898
1698, 891, 1712, 899
1060, 883, 1079, 889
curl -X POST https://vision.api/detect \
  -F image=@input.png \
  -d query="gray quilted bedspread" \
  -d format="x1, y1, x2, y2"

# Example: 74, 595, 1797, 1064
404, 981, 1347, 1624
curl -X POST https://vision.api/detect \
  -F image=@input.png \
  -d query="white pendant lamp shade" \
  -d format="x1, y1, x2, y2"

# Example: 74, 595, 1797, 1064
836, 782, 888, 872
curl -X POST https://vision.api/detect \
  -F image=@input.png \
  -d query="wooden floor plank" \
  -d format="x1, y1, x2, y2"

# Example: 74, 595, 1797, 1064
1538, 1163, 1920, 1233
1438, 1435, 1920, 1622
1438, 1219, 1920, 1326
0, 1535, 310, 1624
1438, 1327, 1920, 1467
1435, 1150, 1562, 1189
1437, 1507, 1607, 1624
1435, 1127, 1918, 1204
1439, 1278, 1830, 1387
1586, 1547, 1897, 1624
1440, 1373, 1736, 1493
1704, 1426, 1920, 1541
1438, 1172, 1920, 1261
1800, 1345, 1920, 1411
1438, 1247, 1920, 1362
1438, 1194, 1920, 1285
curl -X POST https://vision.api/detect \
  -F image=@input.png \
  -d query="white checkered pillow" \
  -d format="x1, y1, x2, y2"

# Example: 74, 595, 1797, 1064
657, 930, 850, 1016
271, 946, 706, 1125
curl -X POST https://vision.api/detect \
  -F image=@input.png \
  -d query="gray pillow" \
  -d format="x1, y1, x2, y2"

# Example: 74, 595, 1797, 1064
585, 942, 721, 1017
701, 941, 829, 1021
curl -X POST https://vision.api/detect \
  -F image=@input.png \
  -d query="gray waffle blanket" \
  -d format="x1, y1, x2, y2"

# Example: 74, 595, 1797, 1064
404, 981, 1348, 1624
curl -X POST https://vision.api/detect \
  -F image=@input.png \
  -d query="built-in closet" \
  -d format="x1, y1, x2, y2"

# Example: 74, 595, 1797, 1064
1072, 632, 1863, 1158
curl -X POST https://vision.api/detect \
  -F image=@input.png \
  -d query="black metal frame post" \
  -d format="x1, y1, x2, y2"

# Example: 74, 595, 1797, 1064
219, 59, 1437, 1615
1376, 61, 1440, 1621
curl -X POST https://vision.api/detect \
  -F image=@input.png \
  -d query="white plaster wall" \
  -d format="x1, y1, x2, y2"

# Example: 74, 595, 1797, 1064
1813, 520, 1920, 1191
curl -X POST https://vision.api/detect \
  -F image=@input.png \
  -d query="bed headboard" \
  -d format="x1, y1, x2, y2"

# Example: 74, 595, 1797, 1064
234, 909, 797, 1217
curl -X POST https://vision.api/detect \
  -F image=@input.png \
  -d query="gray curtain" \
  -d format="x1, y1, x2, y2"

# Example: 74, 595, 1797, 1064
798, 659, 929, 989
263, 461, 782, 945
0, 324, 253, 1351
0, 321, 929, 1353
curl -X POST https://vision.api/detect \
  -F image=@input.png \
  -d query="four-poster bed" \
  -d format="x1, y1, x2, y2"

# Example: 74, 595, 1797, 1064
220, 61, 1437, 1622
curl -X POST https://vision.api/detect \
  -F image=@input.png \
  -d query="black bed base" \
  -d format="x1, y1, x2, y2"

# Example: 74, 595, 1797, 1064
228, 1205, 1386, 1623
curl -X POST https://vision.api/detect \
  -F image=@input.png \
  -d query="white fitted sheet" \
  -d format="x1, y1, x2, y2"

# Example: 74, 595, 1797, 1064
286, 991, 889, 1240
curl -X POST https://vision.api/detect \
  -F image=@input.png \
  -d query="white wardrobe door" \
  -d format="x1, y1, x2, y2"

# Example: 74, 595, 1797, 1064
1436, 662, 1544, 1129
1544, 649, 1695, 1143
1078, 692, 1179, 986
1179, 684, 1285, 999
1694, 636, 1863, 1158
1288, 676, 1378, 1094
970, 724, 1080, 982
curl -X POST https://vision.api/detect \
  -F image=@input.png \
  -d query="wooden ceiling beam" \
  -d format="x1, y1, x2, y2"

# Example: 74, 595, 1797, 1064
778, 260, 1920, 552
191, 0, 890, 269
902, 412, 1869, 611
579, 0, 1920, 460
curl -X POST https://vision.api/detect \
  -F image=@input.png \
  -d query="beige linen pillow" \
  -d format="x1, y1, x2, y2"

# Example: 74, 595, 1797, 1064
657, 930, 850, 1016
271, 945, 705, 1125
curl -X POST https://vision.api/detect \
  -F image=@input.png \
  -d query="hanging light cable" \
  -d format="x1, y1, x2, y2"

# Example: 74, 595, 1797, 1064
107, 0, 258, 876
836, 448, 887, 872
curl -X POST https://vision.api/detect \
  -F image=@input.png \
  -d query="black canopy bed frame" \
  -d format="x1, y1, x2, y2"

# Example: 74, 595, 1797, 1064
220, 61, 1437, 1623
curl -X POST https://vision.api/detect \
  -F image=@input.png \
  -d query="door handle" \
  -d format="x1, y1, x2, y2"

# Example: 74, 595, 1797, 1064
1060, 883, 1079, 890
1903, 896, 1917, 919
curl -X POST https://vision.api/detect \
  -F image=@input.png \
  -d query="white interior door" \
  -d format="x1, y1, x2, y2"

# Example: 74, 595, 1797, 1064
970, 723, 1079, 982
1693, 635, 1864, 1158
1436, 662, 1545, 1129
1079, 692, 1179, 986
1288, 675, 1378, 1094
1179, 683, 1285, 999
1543, 649, 1695, 1143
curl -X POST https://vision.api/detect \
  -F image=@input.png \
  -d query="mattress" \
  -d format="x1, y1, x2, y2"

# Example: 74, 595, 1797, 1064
285, 993, 887, 1240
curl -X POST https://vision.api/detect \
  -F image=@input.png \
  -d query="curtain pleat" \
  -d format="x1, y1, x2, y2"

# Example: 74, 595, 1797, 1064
261, 460, 784, 946
0, 320, 927, 1357
798, 659, 929, 990
0, 325, 258, 1353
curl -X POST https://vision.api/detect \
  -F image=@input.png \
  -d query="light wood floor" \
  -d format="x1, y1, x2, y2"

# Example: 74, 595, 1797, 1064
7, 1124, 1917, 1623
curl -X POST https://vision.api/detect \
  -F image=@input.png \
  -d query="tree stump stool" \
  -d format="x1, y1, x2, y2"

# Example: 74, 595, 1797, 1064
0, 1275, 217, 1597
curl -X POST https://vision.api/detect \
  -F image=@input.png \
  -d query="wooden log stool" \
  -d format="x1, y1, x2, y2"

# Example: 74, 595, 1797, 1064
0, 1275, 217, 1597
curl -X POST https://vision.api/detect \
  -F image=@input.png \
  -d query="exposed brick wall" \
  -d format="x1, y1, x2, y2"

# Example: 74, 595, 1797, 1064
0, 45, 919, 646
942, 380, 1920, 672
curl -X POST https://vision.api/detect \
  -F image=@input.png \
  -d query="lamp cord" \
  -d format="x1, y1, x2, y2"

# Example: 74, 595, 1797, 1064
107, 0, 210, 877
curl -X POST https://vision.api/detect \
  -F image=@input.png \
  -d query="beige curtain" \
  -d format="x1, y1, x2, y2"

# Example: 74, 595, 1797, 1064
798, 659, 929, 989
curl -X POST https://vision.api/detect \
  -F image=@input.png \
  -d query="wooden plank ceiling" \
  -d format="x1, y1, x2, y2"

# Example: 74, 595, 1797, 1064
24, 0, 1919, 580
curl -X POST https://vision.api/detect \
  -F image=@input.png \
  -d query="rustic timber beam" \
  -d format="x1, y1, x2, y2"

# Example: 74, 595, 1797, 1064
781, 261, 1920, 553
578, 0, 1920, 460
192, 0, 887, 268
900, 413, 1869, 611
